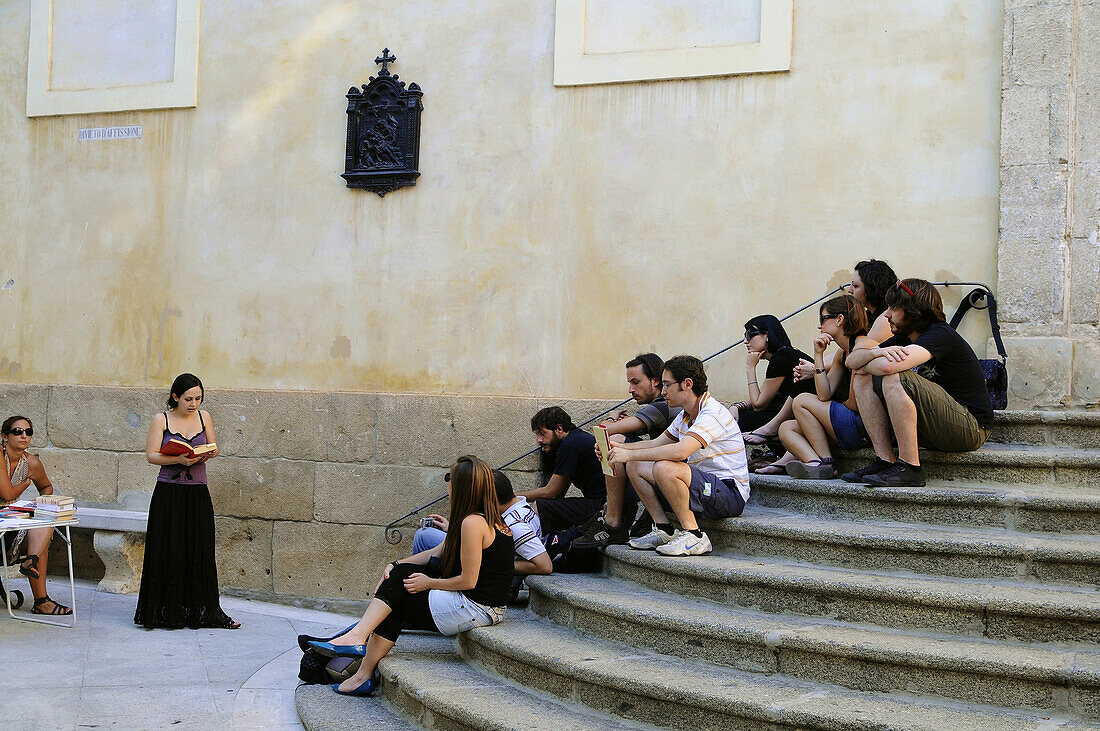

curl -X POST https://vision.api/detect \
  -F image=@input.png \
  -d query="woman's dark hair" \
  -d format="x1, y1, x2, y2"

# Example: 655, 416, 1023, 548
167, 373, 204, 410
743, 315, 793, 355
625, 353, 664, 381
663, 355, 708, 396
1, 415, 32, 435
820, 295, 870, 339
854, 259, 898, 316
884, 278, 946, 334
530, 406, 575, 433
439, 455, 509, 577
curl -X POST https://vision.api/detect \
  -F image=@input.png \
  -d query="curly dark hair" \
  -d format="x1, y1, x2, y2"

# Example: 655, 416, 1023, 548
530, 406, 575, 433
855, 259, 899, 316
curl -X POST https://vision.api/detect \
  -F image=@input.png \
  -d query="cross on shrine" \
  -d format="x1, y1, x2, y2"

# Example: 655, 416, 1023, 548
375, 48, 396, 75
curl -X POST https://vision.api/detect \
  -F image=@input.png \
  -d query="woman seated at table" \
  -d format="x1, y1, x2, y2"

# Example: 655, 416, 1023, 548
309, 454, 513, 696
776, 295, 869, 479
0, 415, 71, 615
733, 314, 815, 442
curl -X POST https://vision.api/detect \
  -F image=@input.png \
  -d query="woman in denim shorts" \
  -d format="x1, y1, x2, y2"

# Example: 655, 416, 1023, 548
779, 295, 870, 479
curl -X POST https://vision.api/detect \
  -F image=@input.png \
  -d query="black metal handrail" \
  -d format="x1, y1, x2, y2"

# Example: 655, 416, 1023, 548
383, 279, 995, 543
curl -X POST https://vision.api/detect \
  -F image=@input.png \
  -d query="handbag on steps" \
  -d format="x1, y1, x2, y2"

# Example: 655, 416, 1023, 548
948, 287, 1008, 410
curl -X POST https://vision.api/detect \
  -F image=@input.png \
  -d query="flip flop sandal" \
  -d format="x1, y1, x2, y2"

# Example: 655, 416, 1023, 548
31, 595, 72, 615
742, 431, 772, 446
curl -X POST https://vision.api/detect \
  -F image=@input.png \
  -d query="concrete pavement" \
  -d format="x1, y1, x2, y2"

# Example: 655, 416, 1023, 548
1, 578, 358, 730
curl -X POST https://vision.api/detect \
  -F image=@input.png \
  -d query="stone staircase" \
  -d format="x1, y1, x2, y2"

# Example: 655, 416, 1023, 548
297, 410, 1100, 730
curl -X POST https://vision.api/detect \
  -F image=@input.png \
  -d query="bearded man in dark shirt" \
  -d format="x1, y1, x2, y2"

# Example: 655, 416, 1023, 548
843, 278, 993, 487
518, 406, 606, 534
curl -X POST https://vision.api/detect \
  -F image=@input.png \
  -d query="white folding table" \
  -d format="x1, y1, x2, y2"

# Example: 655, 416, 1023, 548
0, 516, 77, 628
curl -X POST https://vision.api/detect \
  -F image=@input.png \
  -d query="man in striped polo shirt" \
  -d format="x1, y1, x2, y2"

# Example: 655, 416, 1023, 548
607, 355, 750, 556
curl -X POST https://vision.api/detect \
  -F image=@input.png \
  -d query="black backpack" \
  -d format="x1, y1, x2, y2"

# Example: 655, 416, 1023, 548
543, 524, 602, 574
948, 288, 1008, 410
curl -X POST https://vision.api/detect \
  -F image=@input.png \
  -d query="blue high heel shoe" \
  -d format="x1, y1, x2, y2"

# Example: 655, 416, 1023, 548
332, 672, 379, 697
298, 622, 358, 652
308, 640, 367, 658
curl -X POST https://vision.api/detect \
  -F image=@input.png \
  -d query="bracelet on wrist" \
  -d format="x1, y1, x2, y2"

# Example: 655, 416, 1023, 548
747, 381, 757, 385
815, 368, 826, 374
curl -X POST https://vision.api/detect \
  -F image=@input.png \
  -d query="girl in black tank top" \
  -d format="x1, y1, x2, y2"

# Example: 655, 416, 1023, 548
307, 455, 513, 698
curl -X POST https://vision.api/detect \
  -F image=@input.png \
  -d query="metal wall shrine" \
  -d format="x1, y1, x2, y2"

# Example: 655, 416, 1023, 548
342, 49, 423, 196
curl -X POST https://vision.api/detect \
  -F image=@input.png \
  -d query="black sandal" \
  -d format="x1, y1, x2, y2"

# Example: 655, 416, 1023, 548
218, 615, 241, 630
31, 595, 72, 615
17, 554, 40, 580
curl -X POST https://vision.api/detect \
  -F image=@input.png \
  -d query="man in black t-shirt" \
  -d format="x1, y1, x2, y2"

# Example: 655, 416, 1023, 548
844, 278, 993, 487
518, 406, 606, 534
573, 353, 683, 549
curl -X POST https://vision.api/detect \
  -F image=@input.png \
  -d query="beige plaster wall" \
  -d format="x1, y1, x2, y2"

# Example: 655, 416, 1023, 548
0, 0, 1000, 402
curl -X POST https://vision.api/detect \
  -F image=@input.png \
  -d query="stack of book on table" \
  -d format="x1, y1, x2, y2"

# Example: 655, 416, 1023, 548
33, 495, 76, 522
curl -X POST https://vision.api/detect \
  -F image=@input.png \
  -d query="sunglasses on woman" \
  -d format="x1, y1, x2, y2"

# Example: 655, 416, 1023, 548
7, 427, 32, 436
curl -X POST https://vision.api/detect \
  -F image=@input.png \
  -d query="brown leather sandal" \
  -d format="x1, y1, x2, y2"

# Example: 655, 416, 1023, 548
31, 595, 72, 615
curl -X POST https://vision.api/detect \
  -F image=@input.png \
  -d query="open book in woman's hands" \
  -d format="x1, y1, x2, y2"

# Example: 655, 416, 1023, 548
160, 439, 217, 459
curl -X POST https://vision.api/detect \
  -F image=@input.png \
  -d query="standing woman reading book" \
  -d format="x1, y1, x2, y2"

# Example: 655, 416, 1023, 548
134, 373, 239, 629
309, 455, 513, 697
0, 416, 71, 615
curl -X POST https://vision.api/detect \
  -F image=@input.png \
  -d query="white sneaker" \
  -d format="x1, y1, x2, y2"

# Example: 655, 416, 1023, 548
628, 526, 675, 550
656, 529, 712, 556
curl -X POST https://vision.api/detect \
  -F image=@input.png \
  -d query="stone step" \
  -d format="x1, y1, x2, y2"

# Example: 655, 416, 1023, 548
603, 546, 1100, 643
989, 410, 1100, 448
703, 506, 1100, 586
750, 474, 1100, 534
832, 443, 1100, 488
460, 613, 1100, 730
376, 636, 656, 730
525, 573, 1100, 717
295, 683, 419, 731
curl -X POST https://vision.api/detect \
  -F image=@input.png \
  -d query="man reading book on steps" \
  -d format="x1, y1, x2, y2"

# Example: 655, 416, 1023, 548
607, 356, 750, 557
517, 406, 606, 535
573, 353, 682, 550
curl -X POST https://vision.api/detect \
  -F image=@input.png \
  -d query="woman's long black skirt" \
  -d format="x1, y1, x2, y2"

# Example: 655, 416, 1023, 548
133, 481, 233, 629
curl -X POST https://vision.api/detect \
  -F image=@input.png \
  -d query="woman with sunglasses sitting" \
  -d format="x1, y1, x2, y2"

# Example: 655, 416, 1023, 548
776, 295, 870, 479
310, 455, 514, 697
0, 416, 71, 615
733, 315, 815, 443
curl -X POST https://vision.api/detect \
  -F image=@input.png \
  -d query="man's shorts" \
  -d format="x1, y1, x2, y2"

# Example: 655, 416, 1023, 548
829, 401, 868, 450
535, 497, 603, 535
872, 370, 990, 452
687, 465, 746, 521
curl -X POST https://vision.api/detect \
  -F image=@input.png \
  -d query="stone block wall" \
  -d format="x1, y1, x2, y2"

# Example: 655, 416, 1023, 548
0, 383, 619, 608
1000, 0, 1100, 408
